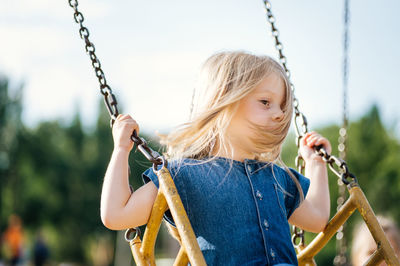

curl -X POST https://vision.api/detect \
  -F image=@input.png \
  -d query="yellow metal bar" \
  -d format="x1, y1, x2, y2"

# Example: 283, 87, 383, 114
295, 244, 316, 266
127, 232, 147, 266
297, 188, 357, 264
298, 259, 316, 266
365, 247, 384, 266
351, 185, 400, 265
126, 190, 167, 266
141, 190, 168, 265
157, 166, 207, 266
174, 247, 189, 266
297, 183, 399, 266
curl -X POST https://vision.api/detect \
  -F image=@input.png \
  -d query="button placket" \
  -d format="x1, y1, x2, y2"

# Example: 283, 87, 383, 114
246, 165, 252, 174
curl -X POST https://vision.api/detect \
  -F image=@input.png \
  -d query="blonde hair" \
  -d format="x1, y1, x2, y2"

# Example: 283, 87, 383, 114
163, 51, 292, 162
162, 51, 304, 240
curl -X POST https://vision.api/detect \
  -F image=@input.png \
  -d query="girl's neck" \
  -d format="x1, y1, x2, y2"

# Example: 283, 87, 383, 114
211, 145, 256, 162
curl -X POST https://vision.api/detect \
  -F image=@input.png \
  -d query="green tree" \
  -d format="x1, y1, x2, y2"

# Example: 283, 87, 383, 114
2, 96, 161, 264
0, 76, 23, 228
347, 105, 400, 220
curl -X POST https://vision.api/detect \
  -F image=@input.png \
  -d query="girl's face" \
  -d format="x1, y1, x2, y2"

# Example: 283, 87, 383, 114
226, 73, 285, 158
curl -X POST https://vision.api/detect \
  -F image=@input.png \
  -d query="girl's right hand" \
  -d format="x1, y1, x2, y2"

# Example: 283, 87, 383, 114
299, 131, 332, 164
112, 114, 139, 152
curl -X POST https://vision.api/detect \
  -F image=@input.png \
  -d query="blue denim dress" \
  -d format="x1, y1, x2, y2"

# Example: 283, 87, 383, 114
143, 157, 310, 266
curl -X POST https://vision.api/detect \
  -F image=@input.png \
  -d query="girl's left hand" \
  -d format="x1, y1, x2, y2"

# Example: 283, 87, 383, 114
299, 131, 332, 164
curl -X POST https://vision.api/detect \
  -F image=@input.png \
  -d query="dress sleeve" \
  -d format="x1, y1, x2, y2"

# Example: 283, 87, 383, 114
142, 167, 160, 188
285, 168, 310, 219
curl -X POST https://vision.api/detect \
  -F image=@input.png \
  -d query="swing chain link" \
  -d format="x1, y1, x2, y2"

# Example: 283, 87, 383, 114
262, 0, 358, 248
291, 226, 305, 247
68, 0, 164, 168
262, 0, 301, 111
335, 1, 350, 264
68, 0, 119, 122
131, 132, 163, 166
263, 0, 308, 247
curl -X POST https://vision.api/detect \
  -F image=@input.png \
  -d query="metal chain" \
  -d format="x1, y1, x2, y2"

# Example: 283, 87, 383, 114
334, 0, 350, 265
262, 0, 358, 248
68, 0, 163, 167
68, 0, 118, 121
262, 0, 308, 248
69, 0, 358, 251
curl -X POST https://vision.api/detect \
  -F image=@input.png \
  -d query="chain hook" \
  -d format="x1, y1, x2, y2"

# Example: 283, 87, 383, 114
125, 227, 141, 242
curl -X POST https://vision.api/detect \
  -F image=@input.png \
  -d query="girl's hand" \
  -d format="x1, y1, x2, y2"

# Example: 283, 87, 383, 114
112, 114, 139, 152
299, 131, 332, 164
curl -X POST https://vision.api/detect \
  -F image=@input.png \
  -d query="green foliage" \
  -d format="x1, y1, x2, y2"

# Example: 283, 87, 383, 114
1, 71, 399, 264
0, 77, 159, 263
0, 76, 23, 227
347, 106, 400, 218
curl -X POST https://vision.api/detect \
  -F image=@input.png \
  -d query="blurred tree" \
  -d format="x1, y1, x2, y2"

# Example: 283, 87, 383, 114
346, 105, 400, 225
10, 99, 160, 263
2, 72, 398, 265
0, 76, 23, 228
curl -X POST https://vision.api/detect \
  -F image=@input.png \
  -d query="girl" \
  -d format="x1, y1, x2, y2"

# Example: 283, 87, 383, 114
100, 51, 331, 265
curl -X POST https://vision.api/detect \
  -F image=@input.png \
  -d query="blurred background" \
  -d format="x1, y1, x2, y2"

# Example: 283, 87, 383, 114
1, 0, 399, 265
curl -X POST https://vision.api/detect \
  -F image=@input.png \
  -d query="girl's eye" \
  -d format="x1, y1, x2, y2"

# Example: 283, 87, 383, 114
260, 100, 270, 106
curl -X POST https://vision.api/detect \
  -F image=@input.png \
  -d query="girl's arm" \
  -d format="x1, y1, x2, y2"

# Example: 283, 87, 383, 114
100, 114, 158, 230
288, 131, 331, 233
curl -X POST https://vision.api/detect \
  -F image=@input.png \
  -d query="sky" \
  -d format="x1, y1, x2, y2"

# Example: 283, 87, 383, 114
1, 0, 399, 137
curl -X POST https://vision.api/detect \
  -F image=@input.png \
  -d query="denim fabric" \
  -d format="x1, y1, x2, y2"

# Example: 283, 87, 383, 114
142, 157, 310, 266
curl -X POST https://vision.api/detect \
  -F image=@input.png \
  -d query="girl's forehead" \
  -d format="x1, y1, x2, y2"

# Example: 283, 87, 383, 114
253, 74, 285, 94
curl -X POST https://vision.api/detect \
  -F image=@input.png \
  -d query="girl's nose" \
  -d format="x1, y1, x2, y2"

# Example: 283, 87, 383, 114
272, 109, 284, 122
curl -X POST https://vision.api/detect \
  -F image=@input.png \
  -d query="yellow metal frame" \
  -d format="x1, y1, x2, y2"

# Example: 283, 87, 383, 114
297, 182, 400, 266
126, 167, 399, 265
126, 166, 206, 266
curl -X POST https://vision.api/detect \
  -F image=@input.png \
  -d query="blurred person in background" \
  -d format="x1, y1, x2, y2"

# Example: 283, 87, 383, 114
1, 214, 24, 266
351, 215, 400, 265
33, 231, 49, 266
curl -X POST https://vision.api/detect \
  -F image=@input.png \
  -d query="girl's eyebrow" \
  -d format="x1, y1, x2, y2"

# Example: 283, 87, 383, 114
254, 88, 279, 97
